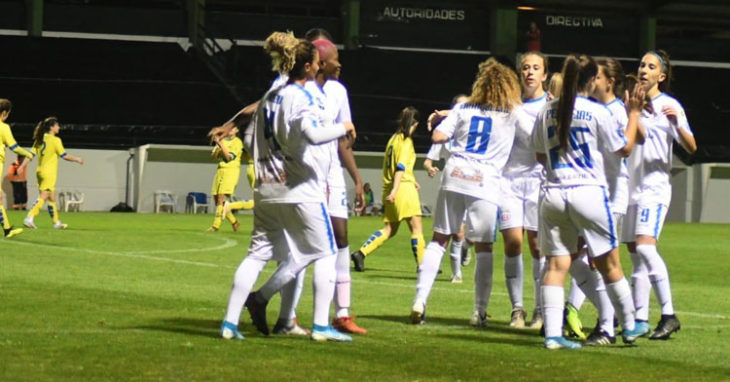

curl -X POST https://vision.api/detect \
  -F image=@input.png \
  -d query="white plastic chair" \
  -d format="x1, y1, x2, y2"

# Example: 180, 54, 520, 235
186, 192, 209, 213
154, 190, 176, 213
59, 191, 85, 212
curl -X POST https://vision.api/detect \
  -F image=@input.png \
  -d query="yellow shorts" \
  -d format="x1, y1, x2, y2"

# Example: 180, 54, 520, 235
245, 164, 255, 190
383, 182, 421, 223
37, 171, 57, 192
211, 167, 240, 195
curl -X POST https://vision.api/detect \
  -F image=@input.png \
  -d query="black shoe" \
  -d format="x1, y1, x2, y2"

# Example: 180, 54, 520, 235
460, 245, 471, 266
585, 327, 616, 346
649, 314, 680, 340
351, 250, 365, 272
245, 292, 269, 335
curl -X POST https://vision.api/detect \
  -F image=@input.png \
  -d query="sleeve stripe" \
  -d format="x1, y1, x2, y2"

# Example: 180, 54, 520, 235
396, 163, 406, 171
9, 144, 19, 150
60, 153, 68, 158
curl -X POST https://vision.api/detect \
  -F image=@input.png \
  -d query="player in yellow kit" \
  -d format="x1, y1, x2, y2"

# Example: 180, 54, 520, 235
24, 117, 83, 229
351, 107, 424, 271
207, 127, 246, 232
222, 149, 255, 216
0, 99, 34, 238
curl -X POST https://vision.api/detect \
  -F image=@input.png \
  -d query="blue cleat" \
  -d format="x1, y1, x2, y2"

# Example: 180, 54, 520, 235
220, 321, 245, 340
544, 336, 582, 350
622, 322, 651, 344
311, 325, 353, 342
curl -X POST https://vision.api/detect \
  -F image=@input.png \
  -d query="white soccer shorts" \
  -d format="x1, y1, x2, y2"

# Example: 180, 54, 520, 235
433, 189, 499, 243
499, 176, 540, 231
621, 203, 669, 242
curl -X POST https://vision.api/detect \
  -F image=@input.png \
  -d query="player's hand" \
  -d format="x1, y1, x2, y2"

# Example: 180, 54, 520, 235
426, 166, 439, 178
386, 191, 396, 203
414, 182, 421, 190
354, 182, 366, 214
625, 83, 646, 113
427, 110, 449, 132
662, 105, 679, 126
344, 122, 357, 140
77, 157, 84, 165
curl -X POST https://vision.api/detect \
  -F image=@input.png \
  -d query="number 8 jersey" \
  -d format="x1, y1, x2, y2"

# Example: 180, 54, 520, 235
531, 96, 625, 188
435, 103, 525, 205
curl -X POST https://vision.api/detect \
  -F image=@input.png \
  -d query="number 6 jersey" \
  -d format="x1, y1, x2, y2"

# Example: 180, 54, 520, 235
434, 103, 525, 205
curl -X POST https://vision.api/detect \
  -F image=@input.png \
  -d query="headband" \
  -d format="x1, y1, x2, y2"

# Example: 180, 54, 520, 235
647, 51, 667, 73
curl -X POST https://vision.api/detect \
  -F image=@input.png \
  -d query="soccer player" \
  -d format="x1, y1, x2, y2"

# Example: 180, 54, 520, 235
350, 107, 425, 273
623, 50, 696, 340
207, 126, 244, 232
531, 54, 649, 349
221, 37, 355, 342
410, 58, 523, 326
500, 52, 549, 329
23, 117, 83, 230
0, 98, 34, 238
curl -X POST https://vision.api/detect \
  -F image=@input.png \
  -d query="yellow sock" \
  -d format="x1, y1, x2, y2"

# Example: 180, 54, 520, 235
225, 211, 237, 224
411, 234, 425, 265
47, 201, 60, 223
0, 206, 10, 229
28, 197, 45, 218
229, 200, 254, 210
359, 229, 389, 256
212, 205, 224, 229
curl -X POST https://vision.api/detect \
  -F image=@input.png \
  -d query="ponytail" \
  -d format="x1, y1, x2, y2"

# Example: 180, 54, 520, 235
396, 106, 420, 138
33, 116, 58, 148
556, 54, 597, 151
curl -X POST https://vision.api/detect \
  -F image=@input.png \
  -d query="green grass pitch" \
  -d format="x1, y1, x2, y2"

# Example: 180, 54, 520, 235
1, 211, 729, 381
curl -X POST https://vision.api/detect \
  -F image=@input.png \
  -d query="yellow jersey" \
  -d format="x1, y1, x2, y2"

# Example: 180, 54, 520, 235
213, 137, 243, 169
32, 133, 66, 175
383, 133, 416, 191
0, 121, 33, 164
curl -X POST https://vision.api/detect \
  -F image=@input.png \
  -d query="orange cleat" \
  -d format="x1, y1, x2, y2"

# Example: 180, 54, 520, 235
332, 316, 368, 334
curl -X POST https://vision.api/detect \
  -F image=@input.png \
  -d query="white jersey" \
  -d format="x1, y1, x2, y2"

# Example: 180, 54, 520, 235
635, 93, 693, 206
426, 142, 451, 161
602, 98, 630, 211
532, 96, 626, 188
434, 102, 521, 205
252, 83, 327, 204
503, 92, 547, 178
304, 80, 334, 190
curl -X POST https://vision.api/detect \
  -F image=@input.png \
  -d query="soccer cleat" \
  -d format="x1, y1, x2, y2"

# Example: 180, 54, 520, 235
470, 310, 488, 328
622, 322, 652, 344
584, 328, 616, 346
332, 316, 368, 334
544, 336, 582, 350
509, 307, 527, 328
649, 315, 681, 340
529, 308, 544, 329
311, 325, 353, 342
232, 221, 240, 232
351, 250, 365, 272
410, 300, 426, 325
450, 274, 463, 284
220, 321, 245, 340
634, 320, 651, 337
23, 217, 36, 229
206, 226, 218, 232
461, 245, 471, 266
245, 292, 270, 335
273, 319, 310, 336
4, 227, 24, 238
53, 221, 68, 230
564, 303, 586, 339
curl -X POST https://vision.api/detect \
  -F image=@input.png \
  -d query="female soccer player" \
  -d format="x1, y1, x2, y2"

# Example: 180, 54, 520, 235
623, 50, 696, 340
350, 107, 425, 273
221, 38, 355, 342
24, 117, 83, 230
531, 54, 649, 349
410, 58, 524, 326
206, 126, 244, 232
500, 52, 549, 329
0, 99, 34, 238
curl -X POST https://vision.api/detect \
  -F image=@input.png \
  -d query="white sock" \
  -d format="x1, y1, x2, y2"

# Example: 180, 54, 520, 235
224, 257, 267, 325
541, 285, 564, 338
450, 239, 463, 278
636, 244, 674, 315
312, 254, 337, 327
258, 256, 309, 301
567, 277, 586, 310
593, 270, 615, 336
630, 251, 651, 321
279, 267, 306, 321
533, 256, 546, 311
414, 242, 446, 304
606, 278, 636, 331
504, 254, 523, 308
473, 251, 494, 315
334, 246, 351, 318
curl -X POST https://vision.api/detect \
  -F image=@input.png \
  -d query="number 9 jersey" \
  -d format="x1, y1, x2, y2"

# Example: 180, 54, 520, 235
531, 96, 625, 188
435, 102, 525, 205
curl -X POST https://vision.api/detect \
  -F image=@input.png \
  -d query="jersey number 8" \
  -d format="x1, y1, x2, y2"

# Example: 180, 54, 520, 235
465, 116, 492, 155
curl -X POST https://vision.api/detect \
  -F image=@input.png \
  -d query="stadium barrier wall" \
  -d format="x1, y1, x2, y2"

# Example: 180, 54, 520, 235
4, 145, 721, 223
